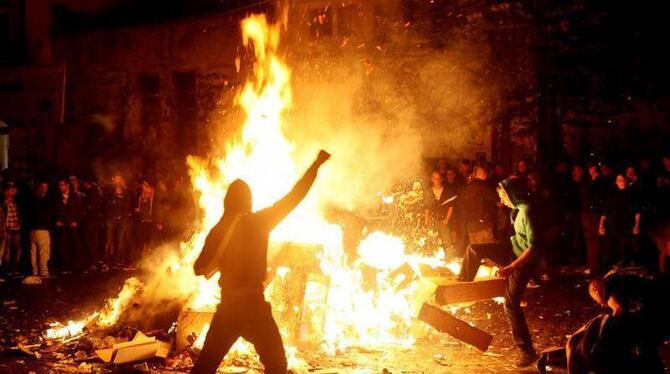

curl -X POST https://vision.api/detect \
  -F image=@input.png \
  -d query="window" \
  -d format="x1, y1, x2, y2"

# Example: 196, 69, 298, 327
308, 7, 332, 39
139, 74, 161, 133
173, 72, 197, 154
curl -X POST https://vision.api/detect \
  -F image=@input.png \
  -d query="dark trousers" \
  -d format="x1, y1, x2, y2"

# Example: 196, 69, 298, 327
83, 220, 102, 265
135, 221, 155, 260
565, 212, 585, 265
191, 293, 287, 374
56, 226, 80, 272
458, 242, 536, 354
581, 212, 600, 273
605, 229, 634, 268
105, 218, 128, 263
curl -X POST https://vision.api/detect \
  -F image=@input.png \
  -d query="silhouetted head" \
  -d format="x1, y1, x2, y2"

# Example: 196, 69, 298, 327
224, 179, 252, 214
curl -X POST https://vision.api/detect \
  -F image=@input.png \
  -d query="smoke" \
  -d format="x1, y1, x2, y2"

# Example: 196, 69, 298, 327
283, 55, 424, 212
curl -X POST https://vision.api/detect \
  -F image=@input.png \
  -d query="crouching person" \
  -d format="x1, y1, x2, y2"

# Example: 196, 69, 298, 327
458, 178, 539, 367
191, 150, 330, 374
567, 268, 669, 374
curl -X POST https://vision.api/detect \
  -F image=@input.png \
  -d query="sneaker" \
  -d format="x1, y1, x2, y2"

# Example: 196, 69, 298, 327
515, 351, 539, 368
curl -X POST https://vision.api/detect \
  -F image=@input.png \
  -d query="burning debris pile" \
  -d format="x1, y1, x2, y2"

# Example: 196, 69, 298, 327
4, 11, 508, 373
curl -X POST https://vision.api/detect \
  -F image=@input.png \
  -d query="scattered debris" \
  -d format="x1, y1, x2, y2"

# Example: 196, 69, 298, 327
22, 276, 42, 285
95, 331, 170, 364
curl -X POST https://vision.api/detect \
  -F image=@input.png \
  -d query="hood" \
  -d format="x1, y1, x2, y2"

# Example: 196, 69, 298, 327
224, 179, 252, 214
498, 178, 530, 207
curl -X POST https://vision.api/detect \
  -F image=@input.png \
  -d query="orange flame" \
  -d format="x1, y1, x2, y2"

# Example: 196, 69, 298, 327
45, 12, 500, 369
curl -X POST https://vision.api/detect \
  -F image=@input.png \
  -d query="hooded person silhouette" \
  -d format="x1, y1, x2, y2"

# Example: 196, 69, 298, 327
457, 178, 540, 368
192, 150, 330, 374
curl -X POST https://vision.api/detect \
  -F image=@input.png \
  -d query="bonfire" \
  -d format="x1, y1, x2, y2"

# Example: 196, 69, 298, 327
33, 11, 501, 373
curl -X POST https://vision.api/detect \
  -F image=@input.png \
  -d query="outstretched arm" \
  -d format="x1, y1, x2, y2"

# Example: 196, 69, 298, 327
259, 150, 330, 229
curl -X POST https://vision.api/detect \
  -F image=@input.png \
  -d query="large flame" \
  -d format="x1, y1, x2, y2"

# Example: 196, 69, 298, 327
45, 12, 499, 368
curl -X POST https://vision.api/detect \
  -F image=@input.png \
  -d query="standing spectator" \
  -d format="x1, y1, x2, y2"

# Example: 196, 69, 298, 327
599, 174, 641, 269
457, 159, 473, 185
134, 179, 162, 260
69, 175, 85, 198
582, 165, 606, 275
444, 168, 464, 254
600, 162, 615, 185
55, 179, 83, 273
28, 181, 54, 278
564, 165, 586, 265
626, 166, 650, 219
105, 174, 131, 267
2, 182, 22, 275
491, 164, 507, 185
527, 172, 554, 279
515, 160, 529, 181
457, 166, 498, 245
82, 178, 103, 270
435, 158, 449, 184
423, 170, 454, 253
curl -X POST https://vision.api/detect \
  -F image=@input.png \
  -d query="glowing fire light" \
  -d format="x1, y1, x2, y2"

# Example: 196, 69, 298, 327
44, 11, 503, 370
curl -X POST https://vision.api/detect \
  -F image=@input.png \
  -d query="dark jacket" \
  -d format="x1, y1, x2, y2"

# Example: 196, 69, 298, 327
602, 188, 639, 230
82, 186, 103, 224
29, 195, 55, 230
195, 163, 320, 292
423, 186, 455, 221
55, 193, 83, 225
106, 189, 131, 220
457, 179, 498, 229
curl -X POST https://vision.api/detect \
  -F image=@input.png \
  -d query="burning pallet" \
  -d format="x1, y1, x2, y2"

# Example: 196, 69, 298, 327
177, 260, 505, 355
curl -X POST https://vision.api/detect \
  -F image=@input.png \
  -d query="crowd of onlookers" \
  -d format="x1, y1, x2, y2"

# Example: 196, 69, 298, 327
0, 172, 194, 281
3, 153, 670, 282
423, 155, 670, 278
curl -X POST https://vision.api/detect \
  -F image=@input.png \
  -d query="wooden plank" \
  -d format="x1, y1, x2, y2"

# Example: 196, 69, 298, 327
418, 303, 493, 352
435, 278, 506, 305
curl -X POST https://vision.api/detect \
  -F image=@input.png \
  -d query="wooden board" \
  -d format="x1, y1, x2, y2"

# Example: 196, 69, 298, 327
434, 278, 506, 305
418, 303, 493, 352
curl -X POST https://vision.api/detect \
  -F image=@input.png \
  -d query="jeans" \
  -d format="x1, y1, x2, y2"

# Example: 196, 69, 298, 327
458, 242, 536, 354
191, 293, 287, 374
105, 218, 129, 263
56, 226, 81, 272
30, 230, 51, 276
83, 219, 102, 266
